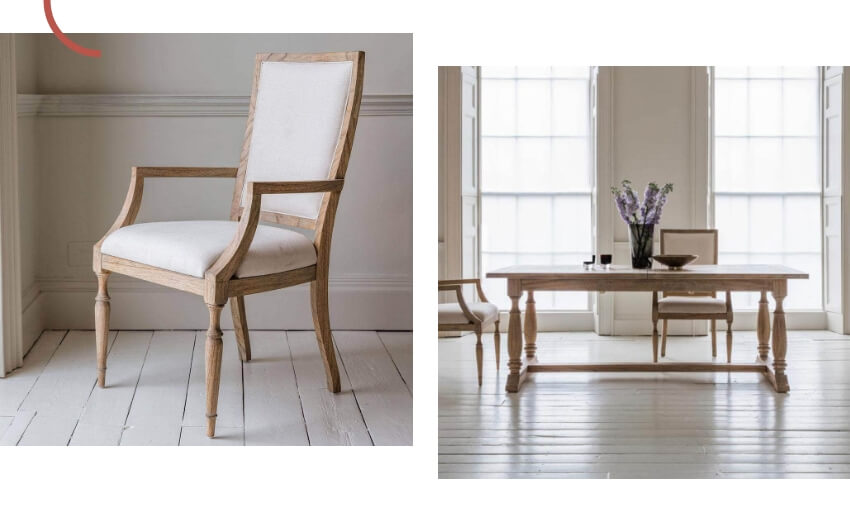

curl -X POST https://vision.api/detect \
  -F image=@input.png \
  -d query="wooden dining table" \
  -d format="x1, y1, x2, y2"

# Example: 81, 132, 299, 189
486, 264, 808, 394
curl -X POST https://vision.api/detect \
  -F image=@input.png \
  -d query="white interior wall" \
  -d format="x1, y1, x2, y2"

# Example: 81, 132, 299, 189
18, 33, 412, 330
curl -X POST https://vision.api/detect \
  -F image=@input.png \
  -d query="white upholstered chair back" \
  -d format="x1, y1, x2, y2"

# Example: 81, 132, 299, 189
660, 229, 718, 265
660, 229, 719, 297
233, 53, 362, 225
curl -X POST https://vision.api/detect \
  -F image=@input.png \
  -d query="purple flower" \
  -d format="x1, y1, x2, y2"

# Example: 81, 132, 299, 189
612, 180, 673, 226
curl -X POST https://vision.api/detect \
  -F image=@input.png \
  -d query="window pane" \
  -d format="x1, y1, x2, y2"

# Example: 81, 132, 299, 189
713, 67, 822, 310
481, 66, 592, 311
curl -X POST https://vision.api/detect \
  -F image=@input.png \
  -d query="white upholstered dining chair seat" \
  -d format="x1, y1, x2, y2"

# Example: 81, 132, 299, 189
438, 302, 499, 325
657, 296, 727, 314
101, 221, 317, 279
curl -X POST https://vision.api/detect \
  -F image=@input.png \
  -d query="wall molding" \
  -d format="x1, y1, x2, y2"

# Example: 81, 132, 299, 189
17, 93, 413, 118
0, 35, 24, 377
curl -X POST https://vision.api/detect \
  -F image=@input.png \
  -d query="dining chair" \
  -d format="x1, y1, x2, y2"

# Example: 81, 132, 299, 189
92, 52, 365, 438
438, 279, 500, 386
651, 229, 734, 363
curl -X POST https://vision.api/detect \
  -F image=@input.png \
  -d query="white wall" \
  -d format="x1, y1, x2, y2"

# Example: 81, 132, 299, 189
605, 67, 711, 334
18, 33, 412, 330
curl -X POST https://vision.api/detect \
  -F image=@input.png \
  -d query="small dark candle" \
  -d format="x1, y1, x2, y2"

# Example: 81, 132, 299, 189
600, 254, 612, 265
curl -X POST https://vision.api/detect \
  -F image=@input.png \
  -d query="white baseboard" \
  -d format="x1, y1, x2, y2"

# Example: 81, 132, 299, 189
613, 310, 826, 335
492, 311, 595, 332
38, 274, 411, 330
21, 284, 44, 354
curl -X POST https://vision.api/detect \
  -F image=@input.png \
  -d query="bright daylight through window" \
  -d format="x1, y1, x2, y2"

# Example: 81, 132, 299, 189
713, 66, 822, 310
479, 66, 593, 310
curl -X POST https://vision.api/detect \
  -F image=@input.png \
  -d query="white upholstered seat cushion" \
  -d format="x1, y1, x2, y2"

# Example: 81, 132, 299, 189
658, 296, 727, 314
438, 302, 499, 325
101, 221, 316, 279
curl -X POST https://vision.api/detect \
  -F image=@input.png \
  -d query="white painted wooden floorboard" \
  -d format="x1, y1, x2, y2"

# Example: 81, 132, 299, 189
179, 426, 244, 446
182, 331, 243, 429
76, 331, 153, 428
439, 332, 850, 478
378, 331, 413, 392
0, 330, 66, 416
287, 330, 372, 446
120, 331, 195, 446
17, 413, 79, 446
242, 331, 309, 446
1, 328, 412, 446
69, 423, 124, 446
19, 331, 117, 418
334, 331, 413, 446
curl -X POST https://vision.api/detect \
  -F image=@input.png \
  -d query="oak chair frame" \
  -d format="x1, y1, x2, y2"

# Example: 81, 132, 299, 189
92, 52, 365, 438
653, 228, 734, 363
438, 279, 500, 386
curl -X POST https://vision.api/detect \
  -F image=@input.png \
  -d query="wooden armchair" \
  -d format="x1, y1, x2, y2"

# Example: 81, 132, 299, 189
92, 52, 365, 438
651, 229, 734, 363
438, 279, 500, 386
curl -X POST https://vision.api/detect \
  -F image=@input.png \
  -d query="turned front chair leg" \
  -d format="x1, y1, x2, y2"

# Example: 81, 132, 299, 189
230, 295, 252, 362
310, 279, 341, 392
94, 271, 111, 388
661, 319, 668, 357
524, 291, 537, 360
494, 319, 501, 370
475, 329, 483, 387
771, 282, 790, 392
205, 303, 224, 438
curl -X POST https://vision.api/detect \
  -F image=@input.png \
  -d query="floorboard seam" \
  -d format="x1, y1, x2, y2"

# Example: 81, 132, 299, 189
118, 331, 154, 445
285, 331, 311, 446
333, 332, 374, 446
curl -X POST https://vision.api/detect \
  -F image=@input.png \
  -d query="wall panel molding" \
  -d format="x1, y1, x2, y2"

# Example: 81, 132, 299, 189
17, 93, 413, 118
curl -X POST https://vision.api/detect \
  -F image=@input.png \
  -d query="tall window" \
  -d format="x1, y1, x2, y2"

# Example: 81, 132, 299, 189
480, 66, 592, 310
713, 67, 822, 309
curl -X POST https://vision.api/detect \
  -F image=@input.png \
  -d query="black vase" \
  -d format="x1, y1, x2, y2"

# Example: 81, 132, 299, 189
629, 223, 655, 269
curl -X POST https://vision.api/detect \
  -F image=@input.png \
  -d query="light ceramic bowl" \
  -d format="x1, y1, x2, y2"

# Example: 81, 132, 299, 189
653, 254, 698, 270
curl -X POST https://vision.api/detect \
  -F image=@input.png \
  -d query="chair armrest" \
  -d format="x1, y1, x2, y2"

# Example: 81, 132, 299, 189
203, 180, 345, 299
438, 284, 479, 324
248, 180, 344, 195
438, 278, 489, 302
135, 166, 238, 178
92, 166, 239, 272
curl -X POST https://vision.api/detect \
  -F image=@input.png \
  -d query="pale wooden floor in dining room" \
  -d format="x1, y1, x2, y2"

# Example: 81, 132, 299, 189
439, 330, 850, 478
0, 330, 412, 446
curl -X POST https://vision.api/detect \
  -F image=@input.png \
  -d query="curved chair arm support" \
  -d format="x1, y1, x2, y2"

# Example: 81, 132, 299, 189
205, 179, 345, 302
438, 283, 479, 325
92, 166, 238, 272
438, 278, 489, 303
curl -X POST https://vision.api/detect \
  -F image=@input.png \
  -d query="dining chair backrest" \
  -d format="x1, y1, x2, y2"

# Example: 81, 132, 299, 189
230, 52, 365, 230
660, 228, 718, 297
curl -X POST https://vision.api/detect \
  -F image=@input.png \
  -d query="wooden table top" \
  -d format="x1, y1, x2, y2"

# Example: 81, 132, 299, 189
487, 264, 809, 280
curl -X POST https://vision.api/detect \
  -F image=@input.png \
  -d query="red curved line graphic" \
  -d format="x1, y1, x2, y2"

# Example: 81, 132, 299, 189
44, 0, 101, 58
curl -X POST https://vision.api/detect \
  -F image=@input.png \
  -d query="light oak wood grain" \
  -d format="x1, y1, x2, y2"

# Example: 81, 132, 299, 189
487, 265, 807, 394
91, 52, 366, 437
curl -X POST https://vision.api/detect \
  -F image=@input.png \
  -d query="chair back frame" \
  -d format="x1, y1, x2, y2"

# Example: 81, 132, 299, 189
660, 228, 718, 298
230, 52, 366, 237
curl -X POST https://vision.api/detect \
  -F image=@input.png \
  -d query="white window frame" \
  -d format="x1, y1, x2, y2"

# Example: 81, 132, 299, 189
709, 66, 826, 320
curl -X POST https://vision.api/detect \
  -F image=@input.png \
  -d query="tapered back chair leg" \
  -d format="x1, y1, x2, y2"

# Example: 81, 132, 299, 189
205, 303, 224, 438
230, 295, 252, 362
661, 319, 668, 357
310, 279, 341, 392
475, 330, 483, 386
94, 272, 111, 388
493, 320, 501, 370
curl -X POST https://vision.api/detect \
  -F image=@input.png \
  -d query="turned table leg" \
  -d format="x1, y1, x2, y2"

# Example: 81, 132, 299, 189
770, 281, 789, 393
505, 281, 525, 393
524, 290, 538, 360
757, 290, 770, 360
